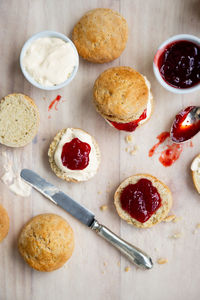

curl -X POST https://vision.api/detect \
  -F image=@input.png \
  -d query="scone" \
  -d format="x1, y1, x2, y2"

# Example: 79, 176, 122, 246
0, 93, 39, 147
0, 204, 9, 243
18, 214, 74, 272
93, 67, 153, 132
48, 128, 100, 182
72, 8, 128, 63
114, 174, 172, 228
191, 154, 200, 193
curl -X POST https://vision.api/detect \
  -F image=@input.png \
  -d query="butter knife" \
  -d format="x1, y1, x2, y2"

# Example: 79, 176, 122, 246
20, 169, 153, 270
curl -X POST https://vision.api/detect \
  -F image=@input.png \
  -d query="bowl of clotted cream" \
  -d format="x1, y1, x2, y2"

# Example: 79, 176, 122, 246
20, 31, 79, 90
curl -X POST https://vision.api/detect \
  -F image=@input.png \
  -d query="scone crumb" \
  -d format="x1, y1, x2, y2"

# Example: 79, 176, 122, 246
100, 205, 108, 211
125, 147, 129, 152
163, 214, 176, 222
170, 232, 182, 239
157, 258, 168, 265
172, 216, 182, 223
97, 191, 101, 195
196, 223, 200, 229
130, 146, 138, 156
125, 266, 130, 272
125, 135, 132, 143
117, 261, 120, 267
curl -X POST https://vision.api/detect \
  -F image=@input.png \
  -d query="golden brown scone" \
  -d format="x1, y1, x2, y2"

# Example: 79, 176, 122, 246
114, 174, 172, 228
93, 66, 153, 123
72, 8, 128, 63
191, 154, 200, 194
0, 93, 40, 147
18, 214, 74, 272
0, 204, 9, 243
48, 128, 101, 182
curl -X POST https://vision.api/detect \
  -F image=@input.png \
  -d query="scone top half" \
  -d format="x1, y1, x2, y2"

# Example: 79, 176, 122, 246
72, 8, 128, 63
114, 174, 172, 228
93, 67, 153, 130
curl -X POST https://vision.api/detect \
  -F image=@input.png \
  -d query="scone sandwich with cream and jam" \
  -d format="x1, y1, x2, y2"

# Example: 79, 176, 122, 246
48, 128, 100, 182
114, 174, 172, 228
93, 66, 153, 132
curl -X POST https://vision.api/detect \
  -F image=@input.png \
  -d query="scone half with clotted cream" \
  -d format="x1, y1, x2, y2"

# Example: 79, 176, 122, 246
93, 66, 153, 132
48, 128, 100, 182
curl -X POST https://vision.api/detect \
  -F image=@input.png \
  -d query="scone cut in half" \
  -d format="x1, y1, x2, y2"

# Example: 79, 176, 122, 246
48, 128, 100, 182
72, 8, 128, 63
114, 174, 172, 228
191, 154, 200, 194
0, 204, 9, 243
18, 214, 74, 272
0, 93, 39, 147
93, 67, 153, 132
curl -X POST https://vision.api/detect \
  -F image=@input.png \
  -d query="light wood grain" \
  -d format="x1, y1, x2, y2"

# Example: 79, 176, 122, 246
0, 0, 200, 299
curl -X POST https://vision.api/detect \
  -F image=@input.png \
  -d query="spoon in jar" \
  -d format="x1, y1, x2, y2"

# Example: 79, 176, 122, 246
170, 106, 200, 143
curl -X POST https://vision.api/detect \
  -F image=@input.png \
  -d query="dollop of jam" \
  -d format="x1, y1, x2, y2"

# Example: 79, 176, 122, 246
159, 143, 183, 167
171, 106, 200, 143
61, 138, 91, 170
158, 40, 200, 89
120, 179, 162, 223
109, 110, 147, 132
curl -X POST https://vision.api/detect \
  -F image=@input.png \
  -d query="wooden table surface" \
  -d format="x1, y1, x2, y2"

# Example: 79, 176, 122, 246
0, 0, 200, 299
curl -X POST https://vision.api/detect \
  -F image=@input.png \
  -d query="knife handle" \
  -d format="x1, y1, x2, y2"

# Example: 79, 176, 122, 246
90, 219, 153, 270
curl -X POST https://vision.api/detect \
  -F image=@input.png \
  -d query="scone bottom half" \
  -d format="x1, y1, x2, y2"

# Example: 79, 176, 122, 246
48, 128, 101, 182
114, 174, 173, 228
18, 214, 74, 272
93, 67, 153, 132
0, 93, 39, 147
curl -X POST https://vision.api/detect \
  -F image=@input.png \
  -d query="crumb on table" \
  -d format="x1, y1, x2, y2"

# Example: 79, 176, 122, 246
97, 191, 101, 195
163, 214, 176, 222
170, 232, 182, 239
100, 205, 108, 211
157, 258, 168, 265
117, 261, 120, 267
172, 216, 182, 223
196, 223, 200, 229
125, 266, 130, 272
125, 135, 132, 143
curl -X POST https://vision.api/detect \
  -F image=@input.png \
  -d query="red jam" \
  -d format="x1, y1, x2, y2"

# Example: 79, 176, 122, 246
48, 95, 62, 111
109, 110, 147, 132
171, 106, 200, 143
61, 138, 91, 170
159, 143, 183, 167
120, 179, 162, 223
149, 132, 170, 157
158, 40, 200, 89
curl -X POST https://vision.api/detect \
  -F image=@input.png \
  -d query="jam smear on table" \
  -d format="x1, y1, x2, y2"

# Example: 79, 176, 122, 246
61, 138, 91, 170
159, 143, 183, 167
158, 40, 200, 89
48, 95, 62, 111
171, 106, 200, 143
109, 110, 147, 132
120, 179, 162, 223
149, 131, 170, 157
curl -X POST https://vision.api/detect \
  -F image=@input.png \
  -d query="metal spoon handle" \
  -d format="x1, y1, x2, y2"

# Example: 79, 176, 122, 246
91, 219, 153, 269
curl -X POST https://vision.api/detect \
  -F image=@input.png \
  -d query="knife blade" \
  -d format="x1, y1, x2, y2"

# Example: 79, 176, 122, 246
20, 169, 153, 270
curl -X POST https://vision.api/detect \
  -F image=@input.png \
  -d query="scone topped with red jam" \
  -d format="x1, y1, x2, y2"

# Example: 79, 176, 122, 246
93, 67, 153, 132
48, 128, 100, 182
114, 174, 172, 228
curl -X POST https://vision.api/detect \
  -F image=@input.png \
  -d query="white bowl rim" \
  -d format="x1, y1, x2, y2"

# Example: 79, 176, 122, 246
153, 34, 200, 94
20, 30, 79, 91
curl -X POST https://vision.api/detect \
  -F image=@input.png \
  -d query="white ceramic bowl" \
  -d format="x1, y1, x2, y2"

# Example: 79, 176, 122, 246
153, 34, 200, 94
20, 31, 79, 90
